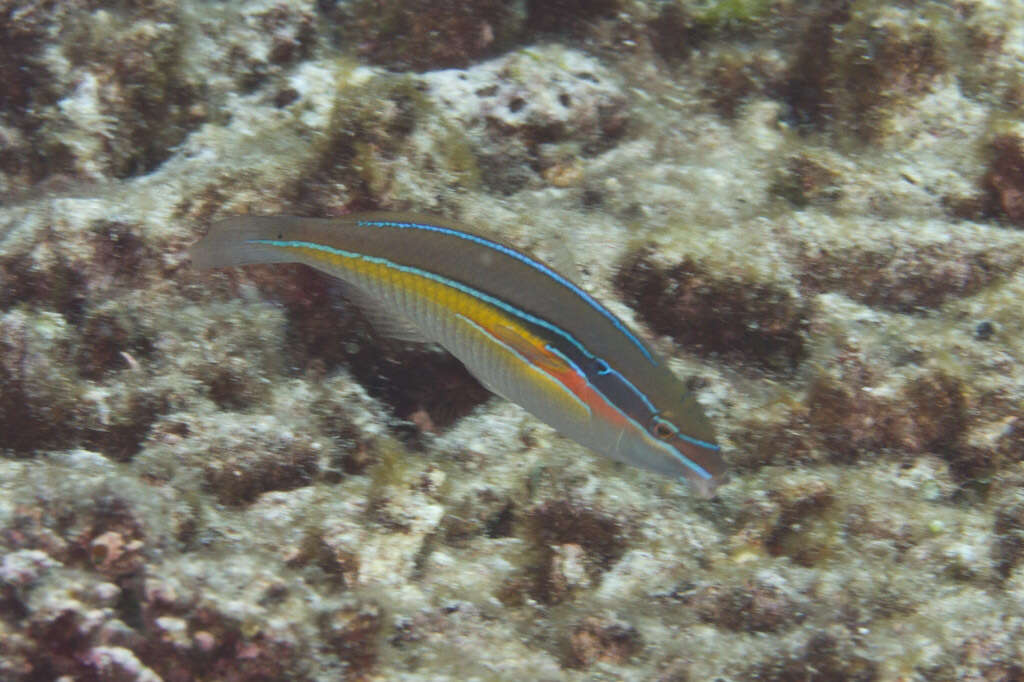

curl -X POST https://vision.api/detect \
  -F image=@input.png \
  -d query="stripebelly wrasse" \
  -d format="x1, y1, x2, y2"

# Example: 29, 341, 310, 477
190, 214, 727, 496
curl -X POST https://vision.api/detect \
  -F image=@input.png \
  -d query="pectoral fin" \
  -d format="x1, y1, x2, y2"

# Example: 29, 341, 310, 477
487, 322, 573, 375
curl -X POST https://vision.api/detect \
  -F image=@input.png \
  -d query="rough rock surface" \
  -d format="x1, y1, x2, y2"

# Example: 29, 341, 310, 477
3, 0, 1024, 680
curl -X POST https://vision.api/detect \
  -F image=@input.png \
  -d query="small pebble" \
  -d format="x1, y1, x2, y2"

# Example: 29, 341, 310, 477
975, 320, 995, 341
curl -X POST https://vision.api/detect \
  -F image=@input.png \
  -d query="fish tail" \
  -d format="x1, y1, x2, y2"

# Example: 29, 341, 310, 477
190, 216, 309, 270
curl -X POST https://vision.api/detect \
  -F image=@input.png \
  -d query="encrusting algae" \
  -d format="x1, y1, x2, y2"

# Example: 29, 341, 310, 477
2, 0, 1024, 680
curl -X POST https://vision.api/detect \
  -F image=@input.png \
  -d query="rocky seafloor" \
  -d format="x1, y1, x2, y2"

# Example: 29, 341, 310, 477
3, 0, 1024, 679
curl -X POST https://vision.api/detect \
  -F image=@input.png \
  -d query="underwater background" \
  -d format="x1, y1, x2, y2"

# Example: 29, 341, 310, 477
2, 0, 1024, 679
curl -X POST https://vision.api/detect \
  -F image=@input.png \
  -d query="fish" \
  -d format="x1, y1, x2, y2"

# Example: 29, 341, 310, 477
190, 213, 727, 496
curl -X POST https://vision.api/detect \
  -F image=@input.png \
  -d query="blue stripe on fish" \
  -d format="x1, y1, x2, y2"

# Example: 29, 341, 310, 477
356, 219, 657, 365
250, 238, 618, 377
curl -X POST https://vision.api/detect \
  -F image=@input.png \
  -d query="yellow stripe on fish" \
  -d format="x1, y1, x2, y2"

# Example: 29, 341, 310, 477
190, 213, 727, 496
298, 239, 594, 423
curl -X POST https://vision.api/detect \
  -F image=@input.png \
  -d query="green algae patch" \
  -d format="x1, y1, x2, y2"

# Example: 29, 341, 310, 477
439, 123, 483, 191
691, 0, 772, 25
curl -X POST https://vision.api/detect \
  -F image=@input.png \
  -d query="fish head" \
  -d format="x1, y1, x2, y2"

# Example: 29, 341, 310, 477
639, 396, 727, 498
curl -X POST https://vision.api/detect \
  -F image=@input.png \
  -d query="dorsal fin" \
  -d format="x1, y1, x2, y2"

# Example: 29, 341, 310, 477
542, 235, 585, 287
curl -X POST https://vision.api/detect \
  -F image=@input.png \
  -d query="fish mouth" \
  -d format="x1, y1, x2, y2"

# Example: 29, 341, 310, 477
672, 436, 728, 498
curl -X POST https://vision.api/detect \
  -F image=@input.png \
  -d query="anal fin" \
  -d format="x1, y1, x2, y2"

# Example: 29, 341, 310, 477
335, 280, 433, 343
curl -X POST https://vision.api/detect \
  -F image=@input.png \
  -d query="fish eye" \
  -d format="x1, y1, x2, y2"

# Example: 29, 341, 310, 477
651, 416, 677, 440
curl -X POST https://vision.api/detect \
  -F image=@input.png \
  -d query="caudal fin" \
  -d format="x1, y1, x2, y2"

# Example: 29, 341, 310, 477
190, 216, 310, 270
